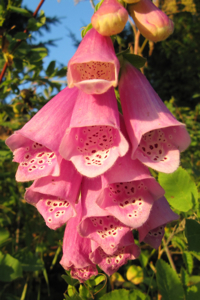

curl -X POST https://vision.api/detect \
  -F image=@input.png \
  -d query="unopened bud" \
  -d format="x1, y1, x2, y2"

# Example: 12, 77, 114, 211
128, 0, 174, 42
92, 0, 128, 36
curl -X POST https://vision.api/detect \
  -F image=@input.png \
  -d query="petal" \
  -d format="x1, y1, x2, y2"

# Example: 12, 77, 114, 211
90, 241, 140, 276
128, 0, 174, 42
67, 28, 120, 94
92, 0, 128, 36
59, 88, 129, 177
138, 197, 179, 248
118, 62, 191, 173
25, 160, 82, 229
70, 265, 98, 283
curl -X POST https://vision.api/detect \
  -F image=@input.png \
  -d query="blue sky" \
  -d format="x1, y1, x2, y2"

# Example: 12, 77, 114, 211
22, 0, 97, 68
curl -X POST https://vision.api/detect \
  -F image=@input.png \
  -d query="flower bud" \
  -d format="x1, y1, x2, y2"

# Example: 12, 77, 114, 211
91, 0, 128, 36
128, 0, 174, 42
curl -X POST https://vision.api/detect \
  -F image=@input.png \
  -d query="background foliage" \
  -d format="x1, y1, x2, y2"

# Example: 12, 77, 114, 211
0, 0, 200, 299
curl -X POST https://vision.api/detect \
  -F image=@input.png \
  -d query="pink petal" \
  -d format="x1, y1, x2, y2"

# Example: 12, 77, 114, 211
25, 160, 82, 230
138, 197, 179, 249
60, 203, 94, 270
59, 88, 129, 177
67, 28, 120, 94
91, 0, 128, 36
79, 177, 133, 255
90, 240, 140, 276
70, 265, 98, 283
118, 62, 191, 173
128, 0, 174, 42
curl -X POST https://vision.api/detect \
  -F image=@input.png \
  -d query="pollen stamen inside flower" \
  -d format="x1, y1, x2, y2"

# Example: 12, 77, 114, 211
70, 61, 115, 83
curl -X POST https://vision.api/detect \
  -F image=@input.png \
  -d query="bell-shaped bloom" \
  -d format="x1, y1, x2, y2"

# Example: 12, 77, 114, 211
25, 160, 82, 230
79, 177, 134, 255
90, 240, 140, 276
91, 0, 128, 36
138, 197, 179, 249
118, 62, 191, 173
59, 87, 129, 178
67, 28, 120, 94
128, 0, 174, 42
5, 87, 79, 181
60, 203, 98, 282
6, 86, 128, 179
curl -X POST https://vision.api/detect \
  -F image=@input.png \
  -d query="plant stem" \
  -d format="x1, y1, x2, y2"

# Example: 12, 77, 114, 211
163, 237, 177, 272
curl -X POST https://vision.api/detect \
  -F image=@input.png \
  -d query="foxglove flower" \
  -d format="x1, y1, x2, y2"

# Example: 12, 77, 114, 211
79, 176, 134, 255
67, 28, 120, 94
128, 0, 174, 42
91, 0, 128, 36
138, 197, 179, 248
25, 160, 82, 230
6, 86, 128, 179
59, 87, 129, 177
118, 62, 191, 173
60, 203, 98, 282
5, 87, 79, 181
90, 240, 140, 276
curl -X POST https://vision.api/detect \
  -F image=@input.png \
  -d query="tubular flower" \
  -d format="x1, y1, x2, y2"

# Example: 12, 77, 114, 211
118, 62, 191, 173
60, 203, 98, 282
138, 197, 179, 249
128, 0, 174, 42
25, 160, 82, 230
91, 0, 128, 36
59, 87, 129, 178
90, 240, 140, 276
67, 28, 120, 94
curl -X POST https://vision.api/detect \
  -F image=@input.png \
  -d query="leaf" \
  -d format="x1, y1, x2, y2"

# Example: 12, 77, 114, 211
129, 289, 150, 300
123, 54, 146, 69
181, 267, 189, 286
183, 251, 193, 274
110, 272, 125, 287
81, 23, 93, 38
185, 219, 200, 252
29, 48, 48, 62
0, 228, 9, 245
186, 283, 200, 300
156, 259, 185, 300
99, 289, 130, 300
0, 252, 23, 282
15, 251, 44, 272
14, 32, 27, 40
158, 167, 197, 212
27, 18, 43, 31
126, 265, 144, 285
46, 61, 56, 77
61, 274, 78, 286
8, 6, 31, 17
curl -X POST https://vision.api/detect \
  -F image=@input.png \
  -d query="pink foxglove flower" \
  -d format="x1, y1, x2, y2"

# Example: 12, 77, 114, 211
138, 197, 179, 249
59, 87, 129, 177
6, 86, 128, 179
5, 87, 79, 181
128, 0, 174, 42
67, 28, 120, 94
60, 203, 98, 282
91, 0, 128, 36
118, 62, 191, 173
90, 240, 140, 276
25, 160, 82, 230
79, 177, 134, 255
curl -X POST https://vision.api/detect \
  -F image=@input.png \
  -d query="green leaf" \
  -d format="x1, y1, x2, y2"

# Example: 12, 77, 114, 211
8, 6, 31, 17
0, 252, 23, 282
158, 167, 197, 212
27, 18, 43, 31
185, 219, 200, 252
14, 32, 27, 40
99, 289, 130, 300
156, 259, 185, 300
61, 274, 78, 286
181, 267, 189, 286
186, 283, 200, 300
81, 23, 93, 38
46, 61, 56, 77
183, 251, 193, 274
0, 228, 9, 245
129, 289, 150, 300
123, 54, 146, 69
15, 251, 44, 272
29, 48, 48, 62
